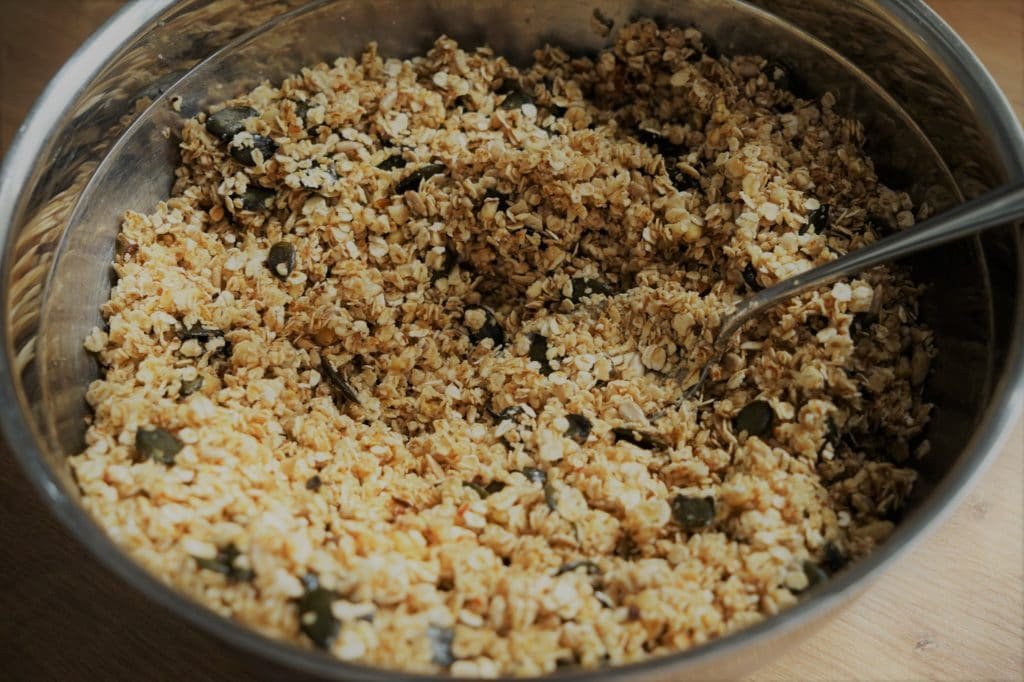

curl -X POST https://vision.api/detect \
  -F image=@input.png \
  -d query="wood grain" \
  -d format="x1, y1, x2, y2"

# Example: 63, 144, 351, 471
0, 1, 1021, 680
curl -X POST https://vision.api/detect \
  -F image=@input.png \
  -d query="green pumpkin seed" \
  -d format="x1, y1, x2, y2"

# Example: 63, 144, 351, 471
205, 106, 258, 140
528, 334, 552, 375
801, 203, 831, 235
522, 467, 547, 485
463, 481, 490, 498
427, 624, 455, 666
430, 242, 459, 282
395, 163, 445, 194
464, 306, 505, 347
135, 427, 183, 465
802, 561, 829, 590
733, 400, 774, 438
292, 99, 310, 122
482, 187, 510, 212
615, 531, 640, 559
377, 152, 407, 171
297, 573, 339, 649
496, 80, 532, 109
266, 241, 296, 280
671, 495, 715, 529
612, 426, 668, 450
742, 263, 762, 291
179, 375, 203, 397
569, 277, 611, 303
321, 358, 361, 407
543, 480, 560, 511
178, 324, 224, 342
194, 543, 254, 581
634, 127, 684, 157
236, 185, 274, 212
553, 560, 600, 577
564, 414, 592, 444
822, 542, 847, 572
230, 134, 278, 166
491, 405, 525, 421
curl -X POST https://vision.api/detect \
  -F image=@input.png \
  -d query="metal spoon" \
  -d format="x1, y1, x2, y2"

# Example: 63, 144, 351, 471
678, 180, 1024, 402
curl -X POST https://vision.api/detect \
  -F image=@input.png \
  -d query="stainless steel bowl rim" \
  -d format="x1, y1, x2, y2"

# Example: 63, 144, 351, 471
0, 1, 1021, 679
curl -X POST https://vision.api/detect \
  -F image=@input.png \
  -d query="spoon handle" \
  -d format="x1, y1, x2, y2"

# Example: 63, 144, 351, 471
715, 180, 1024, 349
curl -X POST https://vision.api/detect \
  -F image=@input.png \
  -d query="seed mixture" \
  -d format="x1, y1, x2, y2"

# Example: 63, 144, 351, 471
74, 20, 934, 677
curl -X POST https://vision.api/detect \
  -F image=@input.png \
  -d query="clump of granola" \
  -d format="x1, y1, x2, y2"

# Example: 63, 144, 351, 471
75, 19, 932, 677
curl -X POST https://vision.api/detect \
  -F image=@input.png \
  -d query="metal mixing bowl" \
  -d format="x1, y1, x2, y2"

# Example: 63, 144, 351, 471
1, 1, 1021, 679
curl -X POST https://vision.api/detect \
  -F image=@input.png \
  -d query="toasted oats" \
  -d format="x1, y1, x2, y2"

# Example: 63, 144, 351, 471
73, 19, 933, 676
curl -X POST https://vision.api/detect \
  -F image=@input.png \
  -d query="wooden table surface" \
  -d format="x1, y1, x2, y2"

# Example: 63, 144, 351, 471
0, 1, 1021, 679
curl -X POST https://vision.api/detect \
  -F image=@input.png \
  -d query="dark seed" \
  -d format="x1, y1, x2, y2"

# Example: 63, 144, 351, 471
179, 324, 224, 342
824, 415, 840, 444
528, 334, 552, 375
297, 574, 339, 649
135, 427, 183, 465
569, 277, 612, 303
522, 467, 547, 485
667, 162, 700, 192
742, 263, 762, 291
205, 106, 258, 140
377, 152, 407, 171
671, 494, 715, 529
615, 531, 640, 560
306, 475, 322, 491
807, 314, 830, 333
230, 134, 278, 166
266, 241, 296, 280
395, 163, 445, 194
485, 481, 506, 495
554, 560, 601, 577
302, 159, 339, 189
195, 543, 254, 581
611, 426, 669, 450
496, 80, 532, 109
564, 414, 592, 444
822, 542, 847, 572
180, 375, 204, 397
482, 187, 510, 212
292, 99, 310, 122
802, 561, 829, 590
634, 127, 683, 157
321, 357, 361, 406
430, 242, 459, 282
802, 204, 831, 234
464, 306, 505, 347
543, 480, 560, 511
463, 481, 491, 499
491, 405, 525, 421
238, 186, 275, 211
851, 312, 877, 336
452, 94, 474, 111
427, 624, 455, 667
733, 400, 774, 438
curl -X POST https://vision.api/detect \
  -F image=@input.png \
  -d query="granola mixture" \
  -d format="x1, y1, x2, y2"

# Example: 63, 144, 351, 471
74, 20, 934, 677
